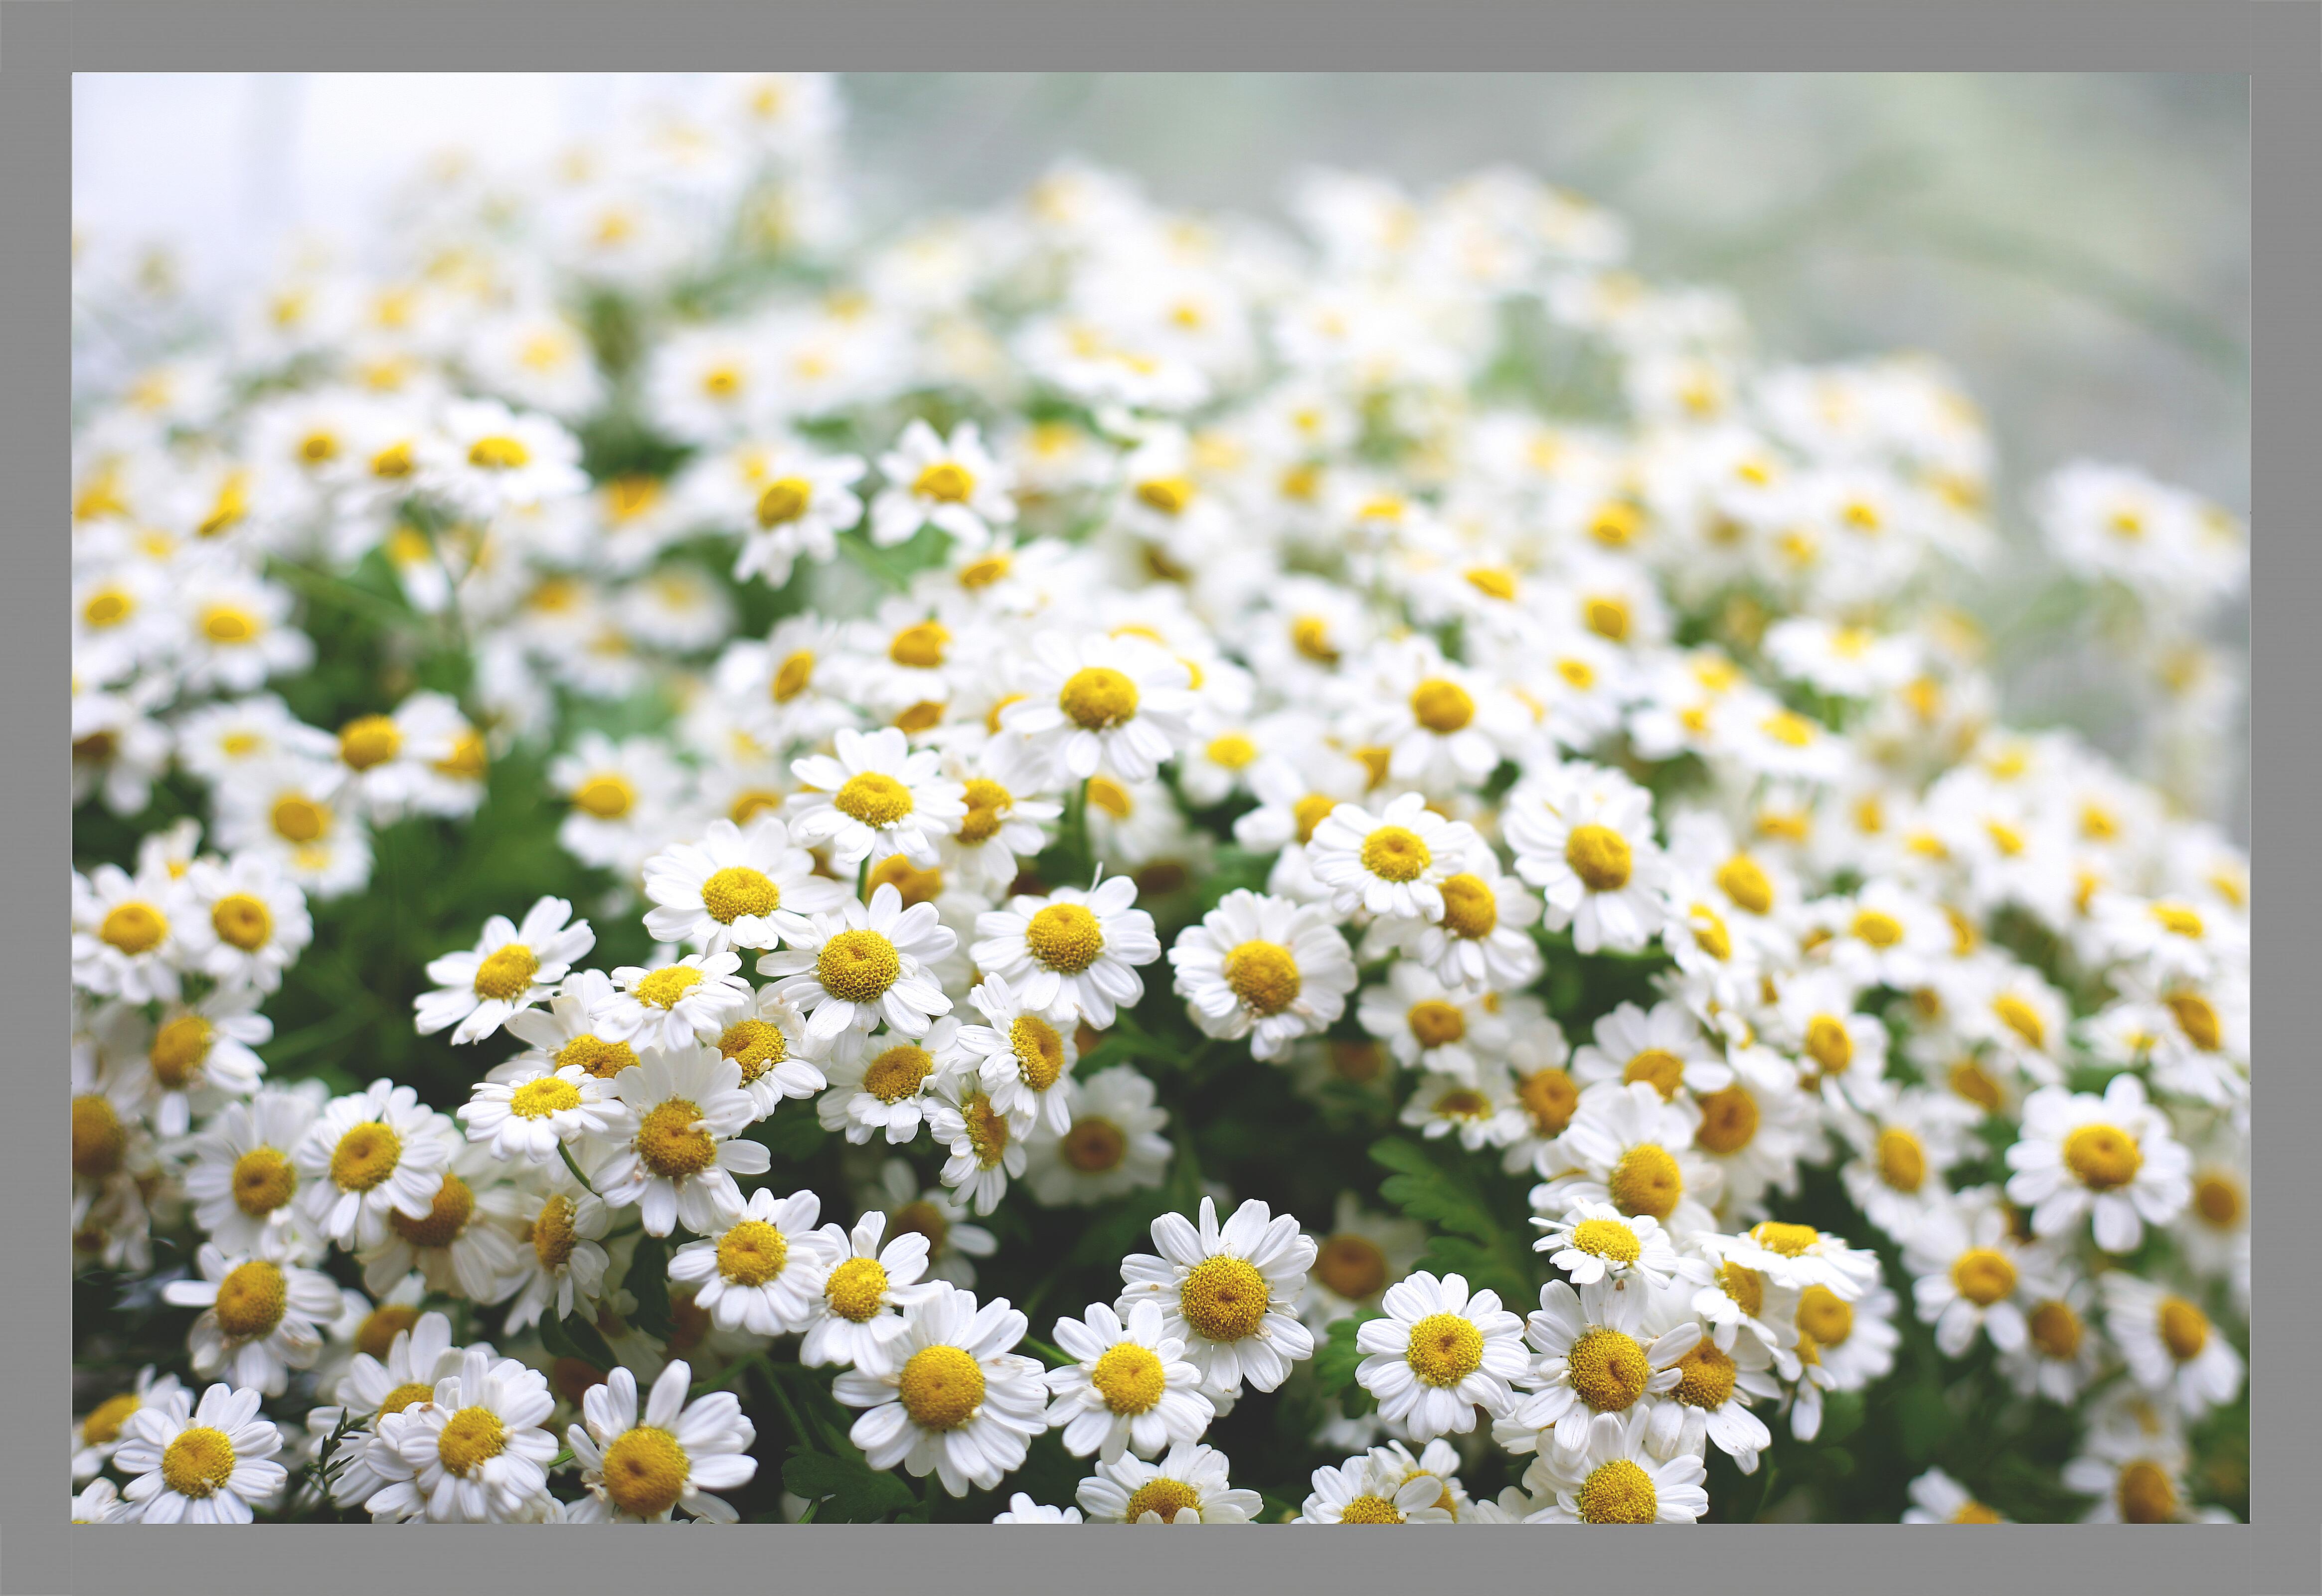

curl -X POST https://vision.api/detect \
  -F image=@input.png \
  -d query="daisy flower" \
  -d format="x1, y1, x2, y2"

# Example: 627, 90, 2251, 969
1786, 1281, 1902, 1440
114, 1383, 289, 1524
1295, 1448, 1456, 1524
1167, 889, 1357, 1062
1077, 1440, 1261, 1524
1526, 1410, 1710, 1524
1023, 1063, 1173, 1207
724, 441, 868, 587
835, 1283, 1048, 1496
549, 732, 688, 873
1903, 1190, 2038, 1358
994, 1495, 1084, 1523
1503, 1277, 1700, 1456
106, 985, 272, 1139
1770, 967, 1890, 1106
1343, 637, 1523, 792
710, 982, 829, 1118
789, 726, 968, 869
71, 1366, 185, 1483
501, 1167, 612, 1334
1116, 1196, 1319, 1399
352, 1138, 527, 1305
592, 950, 754, 1053
998, 630, 1195, 784
1902, 1466, 2010, 1523
71, 1479, 125, 1524
1376, 855, 1544, 991
669, 1187, 843, 1336
800, 1210, 944, 1373
971, 876, 1161, 1030
387, 1346, 560, 1522
496, 969, 640, 1086
1402, 1071, 1518, 1152
938, 741, 1063, 890
2003, 1073, 2191, 1253
1504, 765, 1671, 954
870, 419, 1016, 550
1534, 1202, 1681, 1288
412, 897, 595, 1046
1533, 1081, 1722, 1239
426, 397, 588, 515
2102, 1272, 2245, 1421
816, 1019, 969, 1145
642, 814, 846, 953
1720, 1219, 1883, 1301
457, 1059, 631, 1164
181, 1087, 323, 1259
925, 1074, 1030, 1216
1569, 999, 1732, 1104
566, 1361, 757, 1522
1996, 1275, 2107, 1406
1641, 1299, 1781, 1475
71, 861, 188, 1004
1045, 1299, 1214, 1463
759, 882, 958, 1045
1355, 1270, 1527, 1439
594, 1046, 771, 1237
294, 1080, 456, 1251
1355, 960, 1507, 1084
1306, 791, 1479, 922
869, 1158, 998, 1286
1833, 1085, 1981, 1241
957, 975, 1079, 1134
175, 848, 312, 995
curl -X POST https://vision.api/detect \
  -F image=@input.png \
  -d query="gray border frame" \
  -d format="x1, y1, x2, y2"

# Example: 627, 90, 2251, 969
10, 6, 2315, 1595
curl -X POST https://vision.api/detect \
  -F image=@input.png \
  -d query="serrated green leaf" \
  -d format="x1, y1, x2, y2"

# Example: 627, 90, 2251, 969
1312, 1312, 1379, 1398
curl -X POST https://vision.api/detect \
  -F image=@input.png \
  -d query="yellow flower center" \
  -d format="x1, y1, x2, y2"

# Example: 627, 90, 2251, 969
147, 1014, 212, 1089
2165, 992, 2222, 1052
1804, 1015, 1854, 1077
2193, 1174, 2243, 1228
2157, 1296, 2209, 1361
1398, 1002, 1463, 1052
1673, 1340, 1737, 1409
634, 1100, 717, 1179
834, 772, 914, 828
825, 1256, 891, 1322
2149, 902, 2205, 939
859, 1044, 933, 1104
1008, 1015, 1066, 1091
963, 1090, 1011, 1168
332, 715, 404, 774
1876, 1127, 1927, 1191
1222, 940, 1302, 1018
1314, 1234, 1388, 1300
531, 1194, 578, 1272
868, 855, 945, 907
600, 1426, 689, 1517
1718, 1263, 1766, 1319
1519, 1068, 1581, 1138
473, 944, 539, 1001
200, 605, 259, 644
1135, 476, 1195, 515
2062, 1124, 2143, 1191
956, 779, 1012, 843
1584, 597, 1631, 642
213, 1259, 288, 1339
83, 588, 134, 628
1567, 1326, 1651, 1412
161, 1427, 239, 1499
1436, 873, 1497, 940
557, 1034, 638, 1080
81, 1392, 141, 1447
230, 1146, 296, 1217
1058, 666, 1140, 731
957, 553, 1010, 589
467, 435, 531, 470
1405, 1312, 1485, 1387
898, 1343, 986, 1431
330, 1122, 402, 1192
1607, 1144, 1682, 1220
210, 893, 274, 951
1795, 1285, 1853, 1347
634, 964, 705, 1009
98, 901, 168, 955
510, 1075, 582, 1119
389, 1173, 475, 1249
1694, 1086, 1760, 1154
1061, 1117, 1128, 1173
817, 929, 902, 1004
913, 461, 975, 503
1749, 1222, 1821, 1258
1179, 1256, 1270, 1343
1851, 909, 1904, 948
1716, 855, 1774, 915
1948, 1058, 2003, 1112
1126, 1477, 1202, 1523
889, 1199, 949, 1256
2117, 1460, 2176, 1524
889, 621, 951, 669
1359, 824, 1433, 884
715, 1219, 790, 1287
435, 1406, 506, 1477
1992, 995, 2046, 1051
1622, 1049, 1686, 1100
716, 1019, 788, 1084
434, 731, 488, 782
1025, 902, 1106, 974
1564, 824, 1633, 892
1576, 1457, 1659, 1524
356, 1304, 421, 1361
772, 649, 816, 702
1087, 775, 1133, 816
571, 775, 635, 819
1408, 678, 1474, 733
1091, 1343, 1167, 1414
1205, 733, 1258, 770
1290, 615, 1338, 665
755, 476, 813, 528
700, 866, 780, 925
2028, 1299, 2083, 1360
1951, 1248, 2017, 1307
1292, 794, 1337, 845
1570, 1218, 1643, 1264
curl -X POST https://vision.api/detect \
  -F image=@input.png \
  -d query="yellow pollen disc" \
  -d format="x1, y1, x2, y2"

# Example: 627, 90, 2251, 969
868, 858, 946, 912
771, 649, 816, 702
817, 929, 902, 1004
1315, 1234, 1388, 1300
1058, 666, 1140, 731
210, 894, 273, 951
1292, 794, 1336, 845
717, 1019, 787, 1083
754, 476, 813, 527
1222, 940, 1302, 1018
700, 866, 780, 925
338, 715, 402, 771
716, 1219, 790, 1287
834, 771, 914, 828
2027, 1299, 2083, 1360
83, 588, 134, 628
956, 779, 1012, 844
1992, 995, 2046, 1051
2117, 1460, 2176, 1524
888, 621, 950, 669
1749, 1222, 1820, 1258
389, 1173, 475, 1249
1716, 855, 1774, 915
1690, 904, 1733, 961
1796, 1285, 1853, 1346
1290, 615, 1338, 665
1673, 1340, 1738, 1409
825, 1256, 890, 1321
1433, 1089, 1490, 1119
1760, 711, 1816, 748
729, 790, 783, 826
148, 1015, 213, 1088
898, 1344, 985, 1431
212, 1259, 288, 1339
635, 1101, 715, 1178
1951, 1248, 2017, 1307
2150, 902, 2205, 939
1608, 1144, 1682, 1220
2062, 1124, 2143, 1191
2157, 1296, 2208, 1361
161, 1427, 239, 1499
1087, 775, 1133, 817
1622, 1049, 1686, 1100
890, 1199, 949, 1255
1717, 1263, 1765, 1319
571, 775, 635, 820
1570, 1218, 1642, 1264
1061, 1117, 1128, 1173
1804, 1015, 1854, 1077
467, 435, 530, 470
1520, 1068, 1580, 1138
557, 1034, 637, 1080
1404, 1001, 1466, 1051
2164, 992, 2222, 1051
634, 964, 705, 1009
1009, 1015, 1066, 1091
912, 461, 975, 503
863, 1045, 934, 1104
1876, 1128, 1926, 1191
1584, 597, 1631, 642
1852, 909, 1904, 948
356, 1304, 421, 1361
1948, 1059, 2003, 1113
1091, 1343, 1167, 1415
1564, 824, 1634, 892
531, 1194, 578, 1272
1694, 1086, 1759, 1155
1567, 1327, 1650, 1412
472, 944, 538, 1002
98, 902, 168, 956
1206, 733, 1258, 770
1437, 874, 1497, 940
1950, 1499, 2005, 1524
230, 1146, 296, 1216
435, 1406, 506, 1477
331, 1122, 402, 1192
1408, 677, 1475, 733
1405, 1312, 1485, 1387
1179, 1256, 1269, 1343
1135, 475, 1197, 516
957, 553, 1010, 589
81, 1392, 142, 1447
1337, 1493, 1404, 1524
1025, 903, 1106, 974
510, 1075, 581, 1120
601, 1427, 689, 1518
1465, 566, 1517, 601
964, 1091, 1011, 1167
200, 605, 259, 645
1126, 1477, 1202, 1523
2193, 1175, 2242, 1227
434, 731, 488, 781
1359, 824, 1432, 883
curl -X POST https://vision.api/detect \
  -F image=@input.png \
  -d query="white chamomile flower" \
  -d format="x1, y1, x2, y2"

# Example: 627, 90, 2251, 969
427, 397, 588, 515
2101, 1273, 2244, 1421
1637, 1291, 1780, 1474
1719, 1220, 1882, 1301
593, 950, 754, 1053
1534, 1202, 1681, 1288
351, 1138, 526, 1305
105, 985, 272, 1139
994, 1494, 1084, 1522
1504, 766, 1671, 954
294, 1080, 456, 1251
176, 849, 312, 995
939, 744, 1063, 889
72, 861, 188, 1005
1502, 1277, 1700, 1457
836, 1283, 1049, 1496
1903, 1190, 2038, 1358
1902, 1466, 2010, 1523
1024, 1063, 1173, 1207
789, 726, 969, 868
1833, 1085, 1981, 1240
1786, 1281, 1902, 1439
759, 882, 958, 1045
999, 630, 1195, 784
387, 1346, 560, 1522
957, 975, 1079, 1134
925, 1072, 1030, 1216
1770, 967, 1890, 1107
1525, 1410, 1709, 1524
162, 1243, 341, 1397
1355, 959, 1506, 1084
2003, 1073, 2191, 1253
566, 1361, 757, 1522
724, 441, 868, 587
594, 1046, 771, 1237
1569, 999, 1732, 1103
71, 1478, 125, 1523
669, 1188, 843, 1337
1045, 1299, 1214, 1463
502, 1167, 612, 1334
71, 1366, 185, 1483
1995, 1276, 2106, 1406
1532, 1080, 1722, 1239
801, 1210, 944, 1372
115, 1383, 289, 1524
871, 419, 1016, 551
457, 1061, 630, 1164
495, 969, 640, 1085
1683, 1236, 1803, 1363
709, 982, 829, 1118
817, 1018, 968, 1144
1078, 1439, 1261, 1524
1117, 1196, 1319, 1399
413, 897, 595, 1046
1355, 1270, 1527, 1440
181, 1088, 322, 1258
1168, 889, 1357, 1061
1379, 856, 1544, 991
642, 814, 847, 953
971, 876, 1161, 1030
1295, 1448, 1455, 1524
1307, 791, 1479, 923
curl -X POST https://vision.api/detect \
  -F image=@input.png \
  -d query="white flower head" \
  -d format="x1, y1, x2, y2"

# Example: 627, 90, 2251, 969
1045, 1298, 1214, 1463
1307, 791, 1479, 922
758, 882, 958, 1045
592, 1045, 771, 1237
1117, 1196, 1319, 1399
566, 1361, 757, 1522
1354, 1270, 1527, 1440
834, 1283, 1049, 1496
972, 875, 1161, 1030
593, 950, 754, 1052
669, 1187, 844, 1337
642, 814, 847, 953
414, 897, 595, 1046
115, 1383, 289, 1524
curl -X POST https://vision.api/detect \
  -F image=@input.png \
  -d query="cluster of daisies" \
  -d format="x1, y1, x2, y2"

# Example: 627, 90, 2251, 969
70, 73, 2248, 1528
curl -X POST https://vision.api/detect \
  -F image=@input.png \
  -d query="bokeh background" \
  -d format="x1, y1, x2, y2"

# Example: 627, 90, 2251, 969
73, 72, 2250, 833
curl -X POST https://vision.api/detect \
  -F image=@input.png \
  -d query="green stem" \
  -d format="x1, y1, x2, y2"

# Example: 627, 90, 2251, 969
795, 1500, 820, 1524
558, 1141, 600, 1196
1018, 1334, 1073, 1369
856, 854, 871, 904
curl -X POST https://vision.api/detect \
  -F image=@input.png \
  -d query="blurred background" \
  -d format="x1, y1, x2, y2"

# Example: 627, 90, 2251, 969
73, 73, 2250, 833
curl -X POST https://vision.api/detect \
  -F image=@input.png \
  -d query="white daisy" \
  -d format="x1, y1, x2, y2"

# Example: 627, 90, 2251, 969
1532, 1081, 1722, 1239
426, 397, 588, 516
971, 876, 1161, 1030
1995, 1275, 2106, 1406
789, 724, 968, 867
1167, 889, 1357, 1062
1502, 1277, 1700, 1457
71, 860, 188, 1005
2102, 1273, 2244, 1421
836, 1283, 1049, 1496
594, 1046, 771, 1237
71, 1478, 125, 1523
386, 1346, 560, 1522
925, 1073, 1030, 1216
1355, 1270, 1527, 1440
1719, 1220, 1883, 1301
999, 630, 1195, 784
994, 1494, 1084, 1523
816, 1018, 970, 1145
800, 1210, 945, 1372
871, 419, 1016, 551
1295, 1448, 1455, 1525
175, 848, 312, 995
496, 969, 640, 1086
1569, 999, 1732, 1104
457, 1060, 631, 1164
669, 1187, 843, 1336
351, 1139, 527, 1306
710, 982, 830, 1119
104, 985, 272, 1139
413, 897, 595, 1046
1045, 1299, 1214, 1463
869, 1158, 998, 1287
1374, 855, 1544, 992
1524, 1410, 1710, 1524
501, 1166, 613, 1334
723, 441, 868, 587
1534, 1202, 1682, 1288
181, 1087, 324, 1259
1023, 1063, 1174, 1207
1354, 960, 1507, 1085
2004, 1073, 2191, 1253
957, 975, 1079, 1135
1077, 1440, 1261, 1524
592, 950, 754, 1053
1639, 1294, 1780, 1474
759, 882, 958, 1045
294, 1080, 456, 1251
115, 1383, 289, 1524
642, 814, 848, 953
1117, 1196, 1319, 1398
1307, 792, 1480, 923
566, 1361, 758, 1522
937, 741, 1064, 890
1504, 764, 1671, 954
71, 1366, 185, 1483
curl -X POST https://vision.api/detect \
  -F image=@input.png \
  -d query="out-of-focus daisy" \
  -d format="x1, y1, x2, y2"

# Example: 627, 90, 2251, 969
869, 1158, 998, 1287
1901, 1466, 2009, 1523
2004, 1073, 2191, 1254
72, 861, 188, 1005
870, 419, 1016, 551
413, 897, 595, 1046
1569, 999, 1732, 1104
1903, 1189, 2038, 1358
925, 1073, 1029, 1216
1000, 630, 1194, 784
176, 849, 312, 995
1504, 765, 1671, 954
70, 1366, 185, 1483
1299, 1192, 1427, 1332
2102, 1272, 2244, 1421
1355, 959, 1506, 1085
1023, 1064, 1173, 1207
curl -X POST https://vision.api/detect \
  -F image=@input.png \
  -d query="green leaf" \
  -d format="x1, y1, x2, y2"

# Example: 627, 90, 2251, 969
625, 1234, 672, 1337
1312, 1312, 1380, 1399
756, 1108, 827, 1162
1368, 1137, 1535, 1306
539, 1308, 618, 1373
782, 1445, 914, 1523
